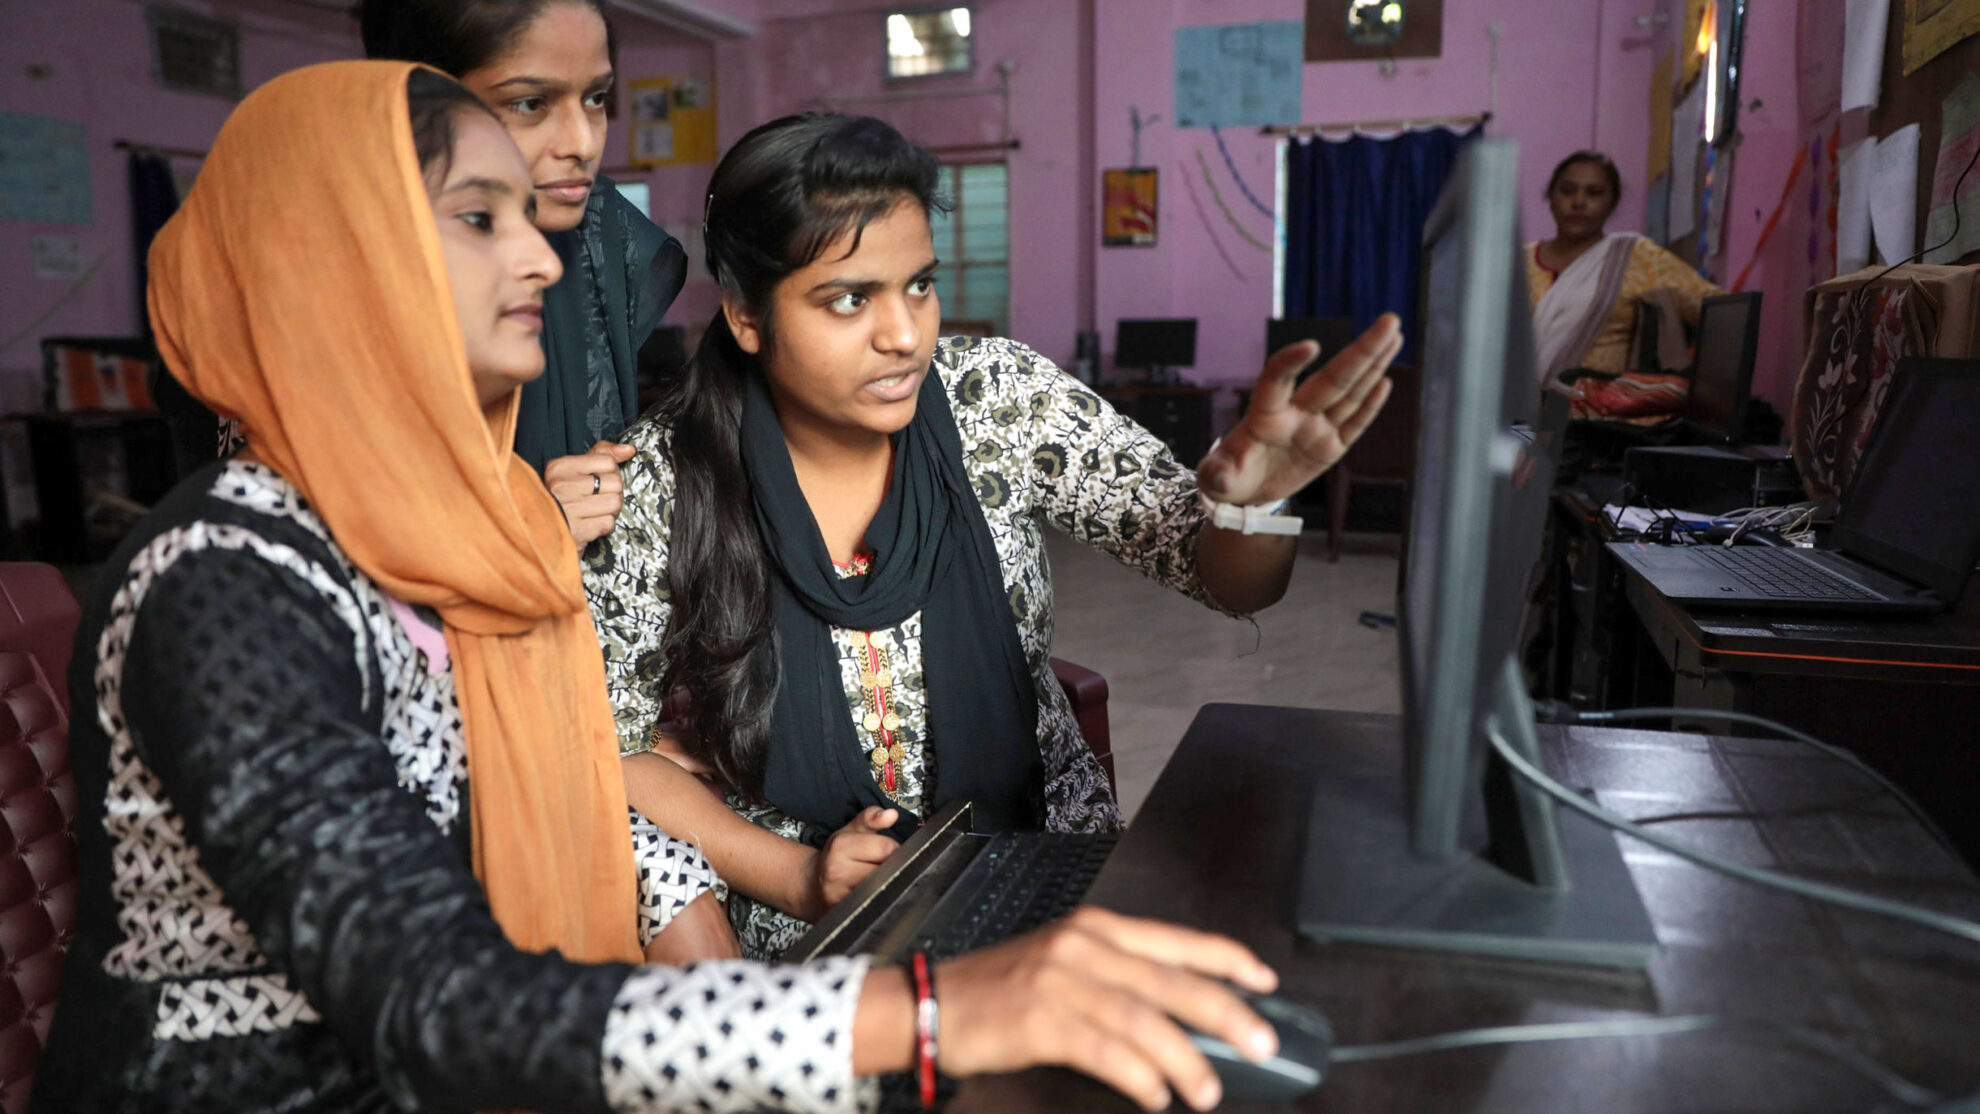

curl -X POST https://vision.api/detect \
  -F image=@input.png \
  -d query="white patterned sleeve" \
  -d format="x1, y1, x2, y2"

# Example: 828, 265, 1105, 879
629, 807, 729, 948
993, 340, 1231, 612
602, 958, 880, 1114
584, 420, 678, 755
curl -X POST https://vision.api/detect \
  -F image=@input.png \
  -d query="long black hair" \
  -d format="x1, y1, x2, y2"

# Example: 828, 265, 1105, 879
658, 113, 949, 798
406, 68, 493, 182
359, 0, 616, 78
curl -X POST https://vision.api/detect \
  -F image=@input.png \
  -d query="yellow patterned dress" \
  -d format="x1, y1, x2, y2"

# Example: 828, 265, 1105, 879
1526, 237, 1722, 423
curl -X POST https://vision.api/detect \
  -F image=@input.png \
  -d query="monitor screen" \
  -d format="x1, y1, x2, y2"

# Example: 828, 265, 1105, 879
1831, 358, 1980, 600
1114, 318, 1198, 368
1297, 139, 1655, 969
1266, 317, 1357, 362
1686, 292, 1760, 444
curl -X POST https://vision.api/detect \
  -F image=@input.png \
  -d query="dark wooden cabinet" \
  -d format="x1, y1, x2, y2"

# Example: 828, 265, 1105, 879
1094, 385, 1214, 466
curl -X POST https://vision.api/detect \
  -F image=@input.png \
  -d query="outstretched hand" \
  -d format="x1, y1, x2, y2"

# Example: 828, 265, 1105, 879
1196, 313, 1402, 507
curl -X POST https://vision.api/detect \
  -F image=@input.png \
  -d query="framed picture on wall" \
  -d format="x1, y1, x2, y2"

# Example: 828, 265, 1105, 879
1103, 167, 1158, 246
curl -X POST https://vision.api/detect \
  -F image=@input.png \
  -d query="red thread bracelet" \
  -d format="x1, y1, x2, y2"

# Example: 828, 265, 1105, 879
910, 950, 939, 1108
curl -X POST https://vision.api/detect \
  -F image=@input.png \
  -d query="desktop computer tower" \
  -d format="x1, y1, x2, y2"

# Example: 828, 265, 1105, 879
1621, 444, 1801, 515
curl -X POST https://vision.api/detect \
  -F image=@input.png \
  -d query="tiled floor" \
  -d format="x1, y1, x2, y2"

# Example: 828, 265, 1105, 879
1045, 531, 1403, 822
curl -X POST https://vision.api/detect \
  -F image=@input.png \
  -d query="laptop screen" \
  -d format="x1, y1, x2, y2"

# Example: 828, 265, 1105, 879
1831, 359, 1980, 601
1685, 292, 1760, 444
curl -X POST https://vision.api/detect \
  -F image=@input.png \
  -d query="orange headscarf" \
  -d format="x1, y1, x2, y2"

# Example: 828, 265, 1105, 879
147, 61, 641, 965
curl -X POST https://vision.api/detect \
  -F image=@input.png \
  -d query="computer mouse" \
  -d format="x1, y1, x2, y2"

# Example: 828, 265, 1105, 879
1186, 993, 1332, 1102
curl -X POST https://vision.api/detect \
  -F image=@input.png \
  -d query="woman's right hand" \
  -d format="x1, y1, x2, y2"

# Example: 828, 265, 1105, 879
936, 906, 1280, 1111
544, 441, 635, 547
805, 807, 901, 919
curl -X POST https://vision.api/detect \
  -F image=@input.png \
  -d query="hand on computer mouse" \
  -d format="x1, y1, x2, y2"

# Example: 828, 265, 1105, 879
932, 906, 1280, 1111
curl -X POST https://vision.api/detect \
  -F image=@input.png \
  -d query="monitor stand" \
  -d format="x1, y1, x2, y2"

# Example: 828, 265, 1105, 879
1295, 658, 1658, 968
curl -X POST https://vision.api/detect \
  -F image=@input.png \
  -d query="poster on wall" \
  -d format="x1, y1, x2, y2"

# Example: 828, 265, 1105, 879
0, 113, 92, 225
1923, 73, 1980, 261
1903, 0, 1980, 74
1648, 53, 1674, 182
1102, 168, 1158, 246
1174, 21, 1303, 129
628, 76, 718, 167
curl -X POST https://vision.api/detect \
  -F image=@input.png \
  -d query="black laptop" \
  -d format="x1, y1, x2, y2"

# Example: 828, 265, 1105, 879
782, 800, 1115, 963
1607, 358, 1980, 614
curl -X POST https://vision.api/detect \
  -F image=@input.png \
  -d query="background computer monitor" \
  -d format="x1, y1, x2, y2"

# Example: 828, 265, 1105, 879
1114, 318, 1197, 377
1266, 316, 1357, 365
1686, 292, 1762, 445
1296, 139, 1657, 967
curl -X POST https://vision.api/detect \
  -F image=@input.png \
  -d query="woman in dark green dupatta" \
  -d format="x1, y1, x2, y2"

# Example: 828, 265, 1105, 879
363, 0, 689, 548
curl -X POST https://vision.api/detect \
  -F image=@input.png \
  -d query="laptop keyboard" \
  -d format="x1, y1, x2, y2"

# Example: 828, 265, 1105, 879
909, 831, 1117, 958
1693, 546, 1881, 601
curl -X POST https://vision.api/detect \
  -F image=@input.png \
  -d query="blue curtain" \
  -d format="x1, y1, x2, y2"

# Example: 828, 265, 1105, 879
129, 151, 180, 338
1283, 125, 1479, 364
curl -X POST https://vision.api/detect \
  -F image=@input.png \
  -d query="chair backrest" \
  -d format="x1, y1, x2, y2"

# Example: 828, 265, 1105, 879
0, 565, 79, 1113
1792, 264, 1980, 502
0, 566, 79, 720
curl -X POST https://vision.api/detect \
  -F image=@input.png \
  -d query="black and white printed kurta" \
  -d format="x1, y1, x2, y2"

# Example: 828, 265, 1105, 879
37, 460, 875, 1113
584, 337, 1229, 958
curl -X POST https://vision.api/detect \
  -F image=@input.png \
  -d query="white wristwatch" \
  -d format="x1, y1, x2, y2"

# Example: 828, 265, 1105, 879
1199, 493, 1303, 536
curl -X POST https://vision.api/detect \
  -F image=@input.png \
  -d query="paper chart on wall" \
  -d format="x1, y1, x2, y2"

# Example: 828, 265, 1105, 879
0, 113, 92, 225
1669, 83, 1706, 242
1174, 21, 1304, 129
1924, 73, 1980, 262
1869, 123, 1921, 264
1841, 0, 1892, 112
1838, 137, 1877, 273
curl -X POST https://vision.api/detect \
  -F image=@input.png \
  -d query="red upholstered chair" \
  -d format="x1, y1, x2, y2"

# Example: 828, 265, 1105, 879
0, 564, 80, 1113
1048, 658, 1113, 795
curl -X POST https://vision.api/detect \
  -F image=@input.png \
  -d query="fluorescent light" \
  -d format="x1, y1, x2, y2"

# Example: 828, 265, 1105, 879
1703, 39, 1719, 144
951, 7, 970, 37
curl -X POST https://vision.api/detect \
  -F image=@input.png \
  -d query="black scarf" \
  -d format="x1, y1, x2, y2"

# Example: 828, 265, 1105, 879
740, 364, 1042, 838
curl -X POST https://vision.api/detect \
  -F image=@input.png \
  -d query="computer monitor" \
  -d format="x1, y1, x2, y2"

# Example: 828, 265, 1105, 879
1295, 139, 1658, 968
1114, 318, 1197, 382
1685, 292, 1762, 445
1267, 317, 1357, 363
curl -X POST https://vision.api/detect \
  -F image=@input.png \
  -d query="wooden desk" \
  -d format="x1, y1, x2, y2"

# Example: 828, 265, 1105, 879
952, 706, 1980, 1113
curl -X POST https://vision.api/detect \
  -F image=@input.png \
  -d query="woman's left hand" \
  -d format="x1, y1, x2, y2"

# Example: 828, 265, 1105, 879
1196, 313, 1403, 506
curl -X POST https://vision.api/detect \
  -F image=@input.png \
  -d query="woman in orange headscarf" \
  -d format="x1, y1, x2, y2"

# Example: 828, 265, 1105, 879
36, 60, 1282, 1113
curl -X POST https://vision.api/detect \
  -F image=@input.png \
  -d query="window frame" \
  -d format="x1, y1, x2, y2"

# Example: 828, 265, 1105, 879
882, 5, 977, 84
932, 158, 1011, 338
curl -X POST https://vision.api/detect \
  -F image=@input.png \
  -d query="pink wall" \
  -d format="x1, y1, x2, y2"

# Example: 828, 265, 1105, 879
1705, 0, 1806, 412
1090, 0, 1666, 391
10, 0, 1796, 414
0, 0, 358, 381
745, 0, 1091, 366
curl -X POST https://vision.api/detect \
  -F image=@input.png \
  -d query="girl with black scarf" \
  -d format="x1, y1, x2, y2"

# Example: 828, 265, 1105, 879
585, 113, 1402, 959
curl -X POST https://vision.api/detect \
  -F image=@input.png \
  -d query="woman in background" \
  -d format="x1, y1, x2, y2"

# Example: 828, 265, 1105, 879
1528, 150, 1721, 423
363, 0, 687, 546
35, 61, 1281, 1114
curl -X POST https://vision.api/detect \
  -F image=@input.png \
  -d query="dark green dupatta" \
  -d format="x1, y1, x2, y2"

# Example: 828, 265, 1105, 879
517, 176, 688, 472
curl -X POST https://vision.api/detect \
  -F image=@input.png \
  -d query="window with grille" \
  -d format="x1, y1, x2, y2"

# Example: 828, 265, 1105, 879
147, 6, 241, 99
928, 163, 1009, 338
885, 7, 973, 80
